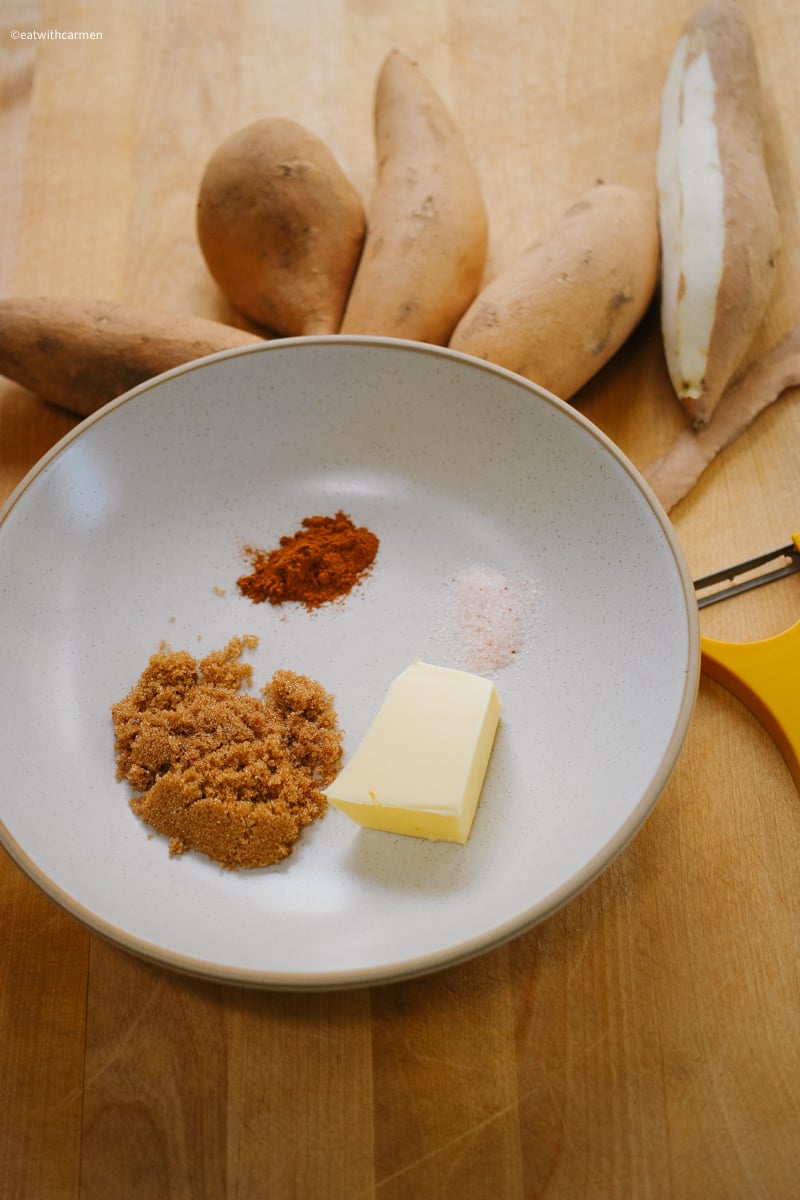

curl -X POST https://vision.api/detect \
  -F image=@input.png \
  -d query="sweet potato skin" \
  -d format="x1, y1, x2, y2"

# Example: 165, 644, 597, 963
340, 50, 488, 345
0, 297, 261, 415
197, 118, 366, 336
449, 184, 659, 399
643, 321, 800, 512
657, 0, 780, 427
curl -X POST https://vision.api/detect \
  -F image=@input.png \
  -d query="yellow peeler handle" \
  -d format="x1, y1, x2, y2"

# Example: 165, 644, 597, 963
699, 532, 800, 792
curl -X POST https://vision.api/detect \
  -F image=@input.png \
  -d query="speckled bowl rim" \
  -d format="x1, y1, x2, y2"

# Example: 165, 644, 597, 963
0, 336, 700, 990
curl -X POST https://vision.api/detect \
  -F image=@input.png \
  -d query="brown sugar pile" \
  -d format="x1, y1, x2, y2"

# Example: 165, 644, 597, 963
111, 635, 343, 869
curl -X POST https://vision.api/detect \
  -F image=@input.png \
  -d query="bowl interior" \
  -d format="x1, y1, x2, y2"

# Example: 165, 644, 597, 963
0, 337, 698, 987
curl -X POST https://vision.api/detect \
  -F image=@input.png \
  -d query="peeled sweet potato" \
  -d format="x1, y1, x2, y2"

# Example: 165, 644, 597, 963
0, 297, 262, 415
340, 50, 488, 345
197, 118, 366, 336
449, 184, 659, 399
657, 0, 780, 427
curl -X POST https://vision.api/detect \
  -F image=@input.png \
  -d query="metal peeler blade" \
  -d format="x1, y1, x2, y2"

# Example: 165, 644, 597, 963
694, 537, 800, 608
693, 531, 800, 793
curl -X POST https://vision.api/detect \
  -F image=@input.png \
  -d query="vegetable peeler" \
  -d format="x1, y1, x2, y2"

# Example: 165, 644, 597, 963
694, 532, 800, 792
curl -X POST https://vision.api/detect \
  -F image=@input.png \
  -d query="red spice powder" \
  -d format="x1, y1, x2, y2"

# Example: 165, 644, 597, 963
238, 511, 379, 610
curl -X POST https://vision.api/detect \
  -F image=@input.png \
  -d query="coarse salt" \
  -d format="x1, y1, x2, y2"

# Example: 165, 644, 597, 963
444, 563, 537, 674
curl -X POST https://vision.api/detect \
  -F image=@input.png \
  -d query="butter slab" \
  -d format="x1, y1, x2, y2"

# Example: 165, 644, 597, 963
324, 660, 501, 844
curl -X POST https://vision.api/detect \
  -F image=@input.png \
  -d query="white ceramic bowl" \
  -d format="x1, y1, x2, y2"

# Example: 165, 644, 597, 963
0, 337, 699, 988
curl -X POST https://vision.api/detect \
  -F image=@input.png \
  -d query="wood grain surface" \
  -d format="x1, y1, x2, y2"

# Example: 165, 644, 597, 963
1, 1, 799, 1196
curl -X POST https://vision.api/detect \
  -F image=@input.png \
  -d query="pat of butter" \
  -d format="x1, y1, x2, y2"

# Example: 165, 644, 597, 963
324, 660, 501, 844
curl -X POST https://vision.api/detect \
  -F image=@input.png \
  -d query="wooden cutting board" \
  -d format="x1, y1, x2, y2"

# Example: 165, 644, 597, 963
1, 2, 800, 1197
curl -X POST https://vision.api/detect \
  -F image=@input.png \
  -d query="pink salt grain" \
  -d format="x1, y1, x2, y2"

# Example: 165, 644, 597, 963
446, 563, 536, 674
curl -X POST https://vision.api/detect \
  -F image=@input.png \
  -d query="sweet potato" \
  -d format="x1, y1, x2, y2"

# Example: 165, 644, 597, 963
448, 184, 659, 399
0, 297, 262, 415
197, 118, 366, 335
656, 0, 780, 428
340, 50, 488, 344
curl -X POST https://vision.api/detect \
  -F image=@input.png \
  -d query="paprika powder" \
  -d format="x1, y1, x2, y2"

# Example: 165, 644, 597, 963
237, 510, 379, 610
